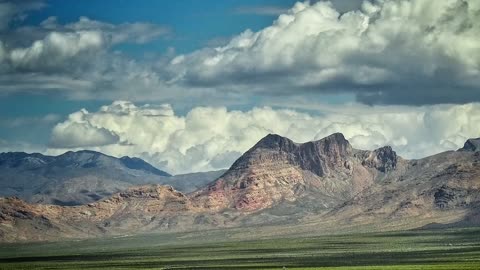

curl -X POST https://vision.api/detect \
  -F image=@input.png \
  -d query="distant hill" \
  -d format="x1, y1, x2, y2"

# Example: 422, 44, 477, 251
0, 150, 220, 205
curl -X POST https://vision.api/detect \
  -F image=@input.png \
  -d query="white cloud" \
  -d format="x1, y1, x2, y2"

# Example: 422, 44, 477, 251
8, 30, 103, 71
49, 109, 120, 148
47, 101, 480, 174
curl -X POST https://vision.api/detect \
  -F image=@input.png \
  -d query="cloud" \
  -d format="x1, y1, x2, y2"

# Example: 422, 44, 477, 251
1, 15, 169, 73
0, 1, 171, 97
7, 30, 104, 72
0, 0, 479, 106
49, 109, 120, 148
167, 0, 480, 105
47, 101, 480, 174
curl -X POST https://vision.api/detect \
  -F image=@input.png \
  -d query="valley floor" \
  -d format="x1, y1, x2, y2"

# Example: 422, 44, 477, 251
0, 227, 480, 269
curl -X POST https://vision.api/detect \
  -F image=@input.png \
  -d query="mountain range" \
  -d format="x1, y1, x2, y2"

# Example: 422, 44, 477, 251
0, 133, 479, 242
0, 150, 223, 206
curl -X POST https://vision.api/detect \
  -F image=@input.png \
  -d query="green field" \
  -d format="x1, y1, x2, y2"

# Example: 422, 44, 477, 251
1, 227, 480, 269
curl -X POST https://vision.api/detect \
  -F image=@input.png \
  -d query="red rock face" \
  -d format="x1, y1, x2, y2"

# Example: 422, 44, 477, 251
192, 133, 396, 212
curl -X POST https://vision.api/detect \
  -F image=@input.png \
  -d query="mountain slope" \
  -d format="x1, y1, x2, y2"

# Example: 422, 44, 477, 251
328, 146, 480, 228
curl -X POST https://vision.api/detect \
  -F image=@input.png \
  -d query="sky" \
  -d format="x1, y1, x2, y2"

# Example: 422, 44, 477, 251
0, 0, 479, 174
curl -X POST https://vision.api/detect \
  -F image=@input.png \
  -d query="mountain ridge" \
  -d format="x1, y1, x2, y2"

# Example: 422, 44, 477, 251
1, 133, 479, 242
0, 150, 220, 205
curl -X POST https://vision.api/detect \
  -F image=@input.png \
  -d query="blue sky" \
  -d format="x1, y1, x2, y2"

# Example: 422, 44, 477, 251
0, 0, 479, 173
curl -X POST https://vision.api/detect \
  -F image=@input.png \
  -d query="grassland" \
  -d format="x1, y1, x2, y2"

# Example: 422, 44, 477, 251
0, 227, 479, 269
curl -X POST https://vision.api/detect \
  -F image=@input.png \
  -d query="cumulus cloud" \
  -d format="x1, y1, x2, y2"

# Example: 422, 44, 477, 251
49, 109, 121, 148
168, 0, 480, 105
47, 101, 480, 174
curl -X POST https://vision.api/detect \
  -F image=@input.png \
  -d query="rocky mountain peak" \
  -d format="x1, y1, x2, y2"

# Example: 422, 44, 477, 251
295, 133, 352, 177
194, 133, 361, 211
309, 133, 352, 156
461, 138, 480, 152
232, 133, 352, 174
252, 133, 298, 151
251, 132, 351, 155
361, 146, 398, 173
316, 132, 349, 145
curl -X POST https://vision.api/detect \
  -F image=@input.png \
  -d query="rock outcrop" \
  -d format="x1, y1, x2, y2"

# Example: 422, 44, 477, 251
461, 138, 480, 152
360, 146, 398, 173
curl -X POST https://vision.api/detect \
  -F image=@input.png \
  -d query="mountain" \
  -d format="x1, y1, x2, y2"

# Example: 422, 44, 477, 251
0, 151, 219, 206
192, 133, 400, 212
1, 133, 479, 242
